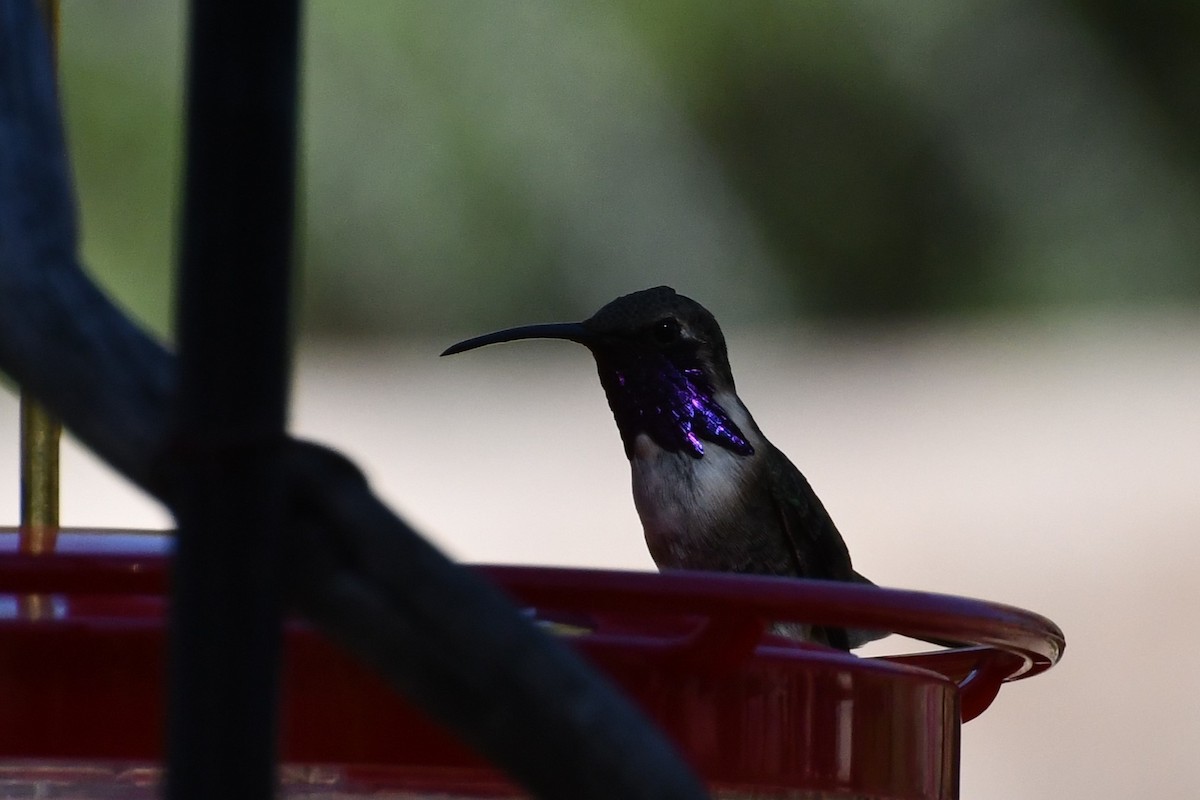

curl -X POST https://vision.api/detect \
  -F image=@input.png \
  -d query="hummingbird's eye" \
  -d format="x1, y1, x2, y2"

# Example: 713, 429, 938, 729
651, 317, 682, 345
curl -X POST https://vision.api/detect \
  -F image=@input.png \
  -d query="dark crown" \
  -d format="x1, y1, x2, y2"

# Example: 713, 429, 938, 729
582, 286, 735, 391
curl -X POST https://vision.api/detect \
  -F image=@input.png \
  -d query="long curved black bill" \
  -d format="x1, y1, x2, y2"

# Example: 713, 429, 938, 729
441, 322, 590, 357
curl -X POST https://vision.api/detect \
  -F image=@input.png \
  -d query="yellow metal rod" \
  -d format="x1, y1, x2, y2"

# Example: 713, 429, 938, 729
19, 0, 63, 555
37, 0, 59, 43
19, 399, 62, 553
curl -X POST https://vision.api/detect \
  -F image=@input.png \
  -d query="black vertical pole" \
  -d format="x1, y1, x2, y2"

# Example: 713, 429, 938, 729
167, 3, 300, 799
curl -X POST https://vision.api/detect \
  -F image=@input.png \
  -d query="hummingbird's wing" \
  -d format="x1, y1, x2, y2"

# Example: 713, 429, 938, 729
762, 443, 887, 649
761, 442, 856, 583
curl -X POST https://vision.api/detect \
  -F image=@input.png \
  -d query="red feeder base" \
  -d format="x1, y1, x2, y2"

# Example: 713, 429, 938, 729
0, 530, 1063, 799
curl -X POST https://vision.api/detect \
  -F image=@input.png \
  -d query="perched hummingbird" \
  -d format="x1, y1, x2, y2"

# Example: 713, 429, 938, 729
442, 286, 882, 650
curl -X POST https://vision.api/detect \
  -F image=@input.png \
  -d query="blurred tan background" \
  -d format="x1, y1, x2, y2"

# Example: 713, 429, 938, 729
4, 2, 1200, 797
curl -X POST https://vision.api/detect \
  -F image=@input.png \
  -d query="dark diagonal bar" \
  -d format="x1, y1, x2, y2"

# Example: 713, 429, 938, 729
166, 2, 301, 799
1, 2, 709, 796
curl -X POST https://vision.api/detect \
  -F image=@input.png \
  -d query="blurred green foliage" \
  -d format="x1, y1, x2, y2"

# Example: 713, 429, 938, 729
58, 1, 1200, 338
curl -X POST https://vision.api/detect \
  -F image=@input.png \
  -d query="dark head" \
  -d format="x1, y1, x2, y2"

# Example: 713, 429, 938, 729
442, 286, 753, 460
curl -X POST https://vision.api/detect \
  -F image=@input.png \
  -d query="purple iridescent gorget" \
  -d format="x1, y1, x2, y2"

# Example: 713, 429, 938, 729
594, 347, 754, 460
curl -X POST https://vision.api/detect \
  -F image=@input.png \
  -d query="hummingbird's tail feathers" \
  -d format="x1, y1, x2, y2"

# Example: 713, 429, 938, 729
843, 626, 889, 650
831, 571, 888, 648
911, 633, 970, 649
849, 570, 968, 650
850, 569, 875, 585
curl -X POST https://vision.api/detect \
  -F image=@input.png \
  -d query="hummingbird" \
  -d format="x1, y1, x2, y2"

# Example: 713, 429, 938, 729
442, 286, 883, 650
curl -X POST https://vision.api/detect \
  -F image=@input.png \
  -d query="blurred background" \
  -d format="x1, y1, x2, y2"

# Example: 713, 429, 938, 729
1, 1, 1198, 797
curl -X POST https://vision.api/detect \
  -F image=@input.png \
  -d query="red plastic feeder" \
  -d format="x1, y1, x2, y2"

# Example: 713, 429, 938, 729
0, 529, 1063, 799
